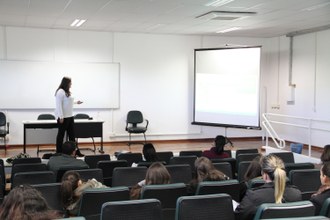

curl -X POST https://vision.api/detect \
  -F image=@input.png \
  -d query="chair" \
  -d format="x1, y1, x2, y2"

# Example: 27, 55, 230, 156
270, 152, 295, 163
11, 163, 47, 183
211, 158, 237, 178
156, 151, 174, 164
32, 182, 63, 212
12, 171, 56, 189
235, 148, 258, 158
74, 113, 97, 152
125, 110, 149, 146
75, 168, 104, 183
195, 180, 240, 202
78, 187, 130, 220
56, 165, 89, 182
285, 162, 315, 175
112, 167, 147, 187
213, 162, 233, 179
36, 114, 56, 155
319, 197, 330, 217
141, 183, 188, 220
179, 150, 202, 157
117, 152, 143, 166
12, 157, 42, 166
0, 112, 9, 151
101, 199, 162, 220
237, 161, 252, 182
84, 154, 111, 168
289, 169, 321, 200
236, 153, 260, 172
253, 201, 315, 220
0, 159, 6, 197
169, 156, 197, 171
175, 193, 235, 220
165, 164, 192, 184
247, 178, 266, 188
97, 160, 128, 187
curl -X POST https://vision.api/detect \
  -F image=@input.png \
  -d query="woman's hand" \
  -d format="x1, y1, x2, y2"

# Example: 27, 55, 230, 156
77, 100, 83, 104
59, 118, 64, 123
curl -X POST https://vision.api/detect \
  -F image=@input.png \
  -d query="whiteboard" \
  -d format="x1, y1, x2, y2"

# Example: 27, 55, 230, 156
0, 60, 120, 109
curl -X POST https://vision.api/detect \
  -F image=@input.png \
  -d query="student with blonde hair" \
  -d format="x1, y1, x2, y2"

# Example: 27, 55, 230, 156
235, 155, 301, 220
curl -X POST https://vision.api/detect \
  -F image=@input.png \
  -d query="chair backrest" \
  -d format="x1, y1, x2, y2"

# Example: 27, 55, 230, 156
127, 110, 144, 125
78, 187, 130, 219
195, 180, 240, 202
75, 168, 104, 184
56, 165, 89, 182
165, 164, 192, 184
97, 160, 128, 187
213, 162, 233, 179
12, 157, 42, 166
11, 163, 47, 183
32, 182, 62, 211
117, 153, 143, 166
236, 153, 260, 171
236, 148, 259, 158
101, 198, 162, 220
0, 112, 6, 126
141, 183, 188, 220
12, 171, 56, 188
37, 114, 56, 120
270, 152, 295, 163
289, 169, 321, 200
253, 201, 315, 220
112, 167, 147, 187
74, 113, 90, 119
247, 178, 266, 189
175, 193, 235, 220
169, 156, 197, 170
319, 197, 330, 217
211, 158, 237, 178
179, 150, 203, 157
237, 161, 252, 182
224, 150, 232, 158
0, 159, 6, 192
84, 154, 111, 168
285, 162, 315, 175
156, 151, 174, 164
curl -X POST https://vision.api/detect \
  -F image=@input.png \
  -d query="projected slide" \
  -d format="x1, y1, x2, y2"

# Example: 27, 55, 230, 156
193, 47, 261, 129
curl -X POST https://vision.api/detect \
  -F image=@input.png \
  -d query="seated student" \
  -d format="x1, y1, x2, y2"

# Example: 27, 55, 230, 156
235, 155, 302, 220
61, 170, 108, 216
202, 135, 230, 159
130, 162, 171, 199
320, 144, 330, 164
188, 157, 229, 195
0, 185, 61, 220
310, 161, 330, 215
47, 141, 89, 175
143, 143, 159, 162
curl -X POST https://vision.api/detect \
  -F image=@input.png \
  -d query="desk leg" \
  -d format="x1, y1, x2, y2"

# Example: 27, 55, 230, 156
99, 137, 104, 154
23, 126, 26, 153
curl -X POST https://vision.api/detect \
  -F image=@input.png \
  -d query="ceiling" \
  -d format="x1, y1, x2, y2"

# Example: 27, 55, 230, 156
0, 0, 329, 38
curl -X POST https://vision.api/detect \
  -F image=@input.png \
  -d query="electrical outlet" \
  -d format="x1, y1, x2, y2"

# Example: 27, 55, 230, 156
271, 104, 280, 110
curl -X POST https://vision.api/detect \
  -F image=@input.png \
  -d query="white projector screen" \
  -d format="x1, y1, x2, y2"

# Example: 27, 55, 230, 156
193, 46, 261, 129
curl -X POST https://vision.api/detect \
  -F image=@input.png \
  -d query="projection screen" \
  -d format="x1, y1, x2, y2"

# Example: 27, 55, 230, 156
193, 46, 261, 129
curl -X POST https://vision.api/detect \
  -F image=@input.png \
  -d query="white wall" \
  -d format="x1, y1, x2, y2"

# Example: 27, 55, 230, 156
1, 25, 329, 148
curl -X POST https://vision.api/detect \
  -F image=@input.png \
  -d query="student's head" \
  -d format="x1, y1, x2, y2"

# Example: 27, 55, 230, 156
214, 135, 226, 154
61, 171, 82, 208
56, 77, 72, 96
145, 162, 171, 185
62, 141, 77, 156
0, 185, 59, 220
320, 162, 330, 185
321, 145, 330, 164
244, 155, 262, 182
260, 155, 286, 203
194, 157, 227, 182
143, 143, 158, 162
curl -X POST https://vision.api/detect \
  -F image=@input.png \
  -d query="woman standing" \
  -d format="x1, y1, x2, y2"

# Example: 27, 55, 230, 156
55, 77, 84, 156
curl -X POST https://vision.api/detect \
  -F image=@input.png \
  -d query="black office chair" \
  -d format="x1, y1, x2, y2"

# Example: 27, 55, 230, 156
270, 152, 295, 163
84, 154, 111, 168
125, 110, 149, 146
97, 160, 128, 187
179, 150, 203, 157
12, 171, 56, 189
36, 114, 56, 155
74, 113, 96, 152
112, 167, 147, 187
156, 151, 174, 164
195, 180, 240, 202
32, 183, 63, 212
289, 169, 321, 200
213, 162, 233, 179
117, 152, 143, 166
0, 112, 9, 151
319, 197, 330, 217
165, 164, 192, 184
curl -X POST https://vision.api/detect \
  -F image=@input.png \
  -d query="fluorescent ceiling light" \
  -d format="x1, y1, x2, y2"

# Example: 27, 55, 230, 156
206, 0, 234, 7
70, 19, 86, 27
196, 11, 256, 20
302, 2, 330, 11
216, 27, 241, 33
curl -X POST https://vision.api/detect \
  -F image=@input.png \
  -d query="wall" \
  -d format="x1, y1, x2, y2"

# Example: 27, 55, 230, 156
1, 25, 329, 148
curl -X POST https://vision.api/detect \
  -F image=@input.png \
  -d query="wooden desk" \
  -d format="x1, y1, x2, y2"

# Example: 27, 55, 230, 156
23, 119, 104, 153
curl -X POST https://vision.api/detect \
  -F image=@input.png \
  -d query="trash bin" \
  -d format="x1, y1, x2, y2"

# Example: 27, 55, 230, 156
290, 143, 303, 154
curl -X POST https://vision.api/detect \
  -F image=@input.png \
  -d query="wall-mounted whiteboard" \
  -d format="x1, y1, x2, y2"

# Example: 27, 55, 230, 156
0, 60, 120, 109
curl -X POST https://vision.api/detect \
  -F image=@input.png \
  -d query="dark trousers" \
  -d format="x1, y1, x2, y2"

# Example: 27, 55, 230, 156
56, 117, 75, 153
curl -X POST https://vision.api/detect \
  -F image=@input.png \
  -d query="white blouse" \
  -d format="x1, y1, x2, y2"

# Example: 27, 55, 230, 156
55, 89, 74, 119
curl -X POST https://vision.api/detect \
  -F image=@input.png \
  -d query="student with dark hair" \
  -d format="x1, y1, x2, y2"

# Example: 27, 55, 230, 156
202, 135, 230, 159
320, 144, 330, 164
236, 155, 301, 220
130, 162, 171, 199
61, 170, 107, 216
188, 157, 229, 195
0, 185, 61, 220
55, 76, 84, 156
143, 143, 159, 162
47, 141, 89, 175
310, 161, 330, 215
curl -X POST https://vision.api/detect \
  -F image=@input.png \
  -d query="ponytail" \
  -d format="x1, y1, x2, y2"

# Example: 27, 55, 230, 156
273, 167, 286, 203
61, 180, 74, 208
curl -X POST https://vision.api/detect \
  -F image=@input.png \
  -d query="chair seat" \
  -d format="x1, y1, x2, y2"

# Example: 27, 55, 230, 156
0, 130, 7, 135
127, 127, 147, 133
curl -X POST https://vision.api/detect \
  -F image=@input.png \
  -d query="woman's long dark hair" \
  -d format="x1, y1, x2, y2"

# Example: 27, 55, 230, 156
60, 171, 81, 208
55, 77, 71, 97
143, 143, 158, 162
